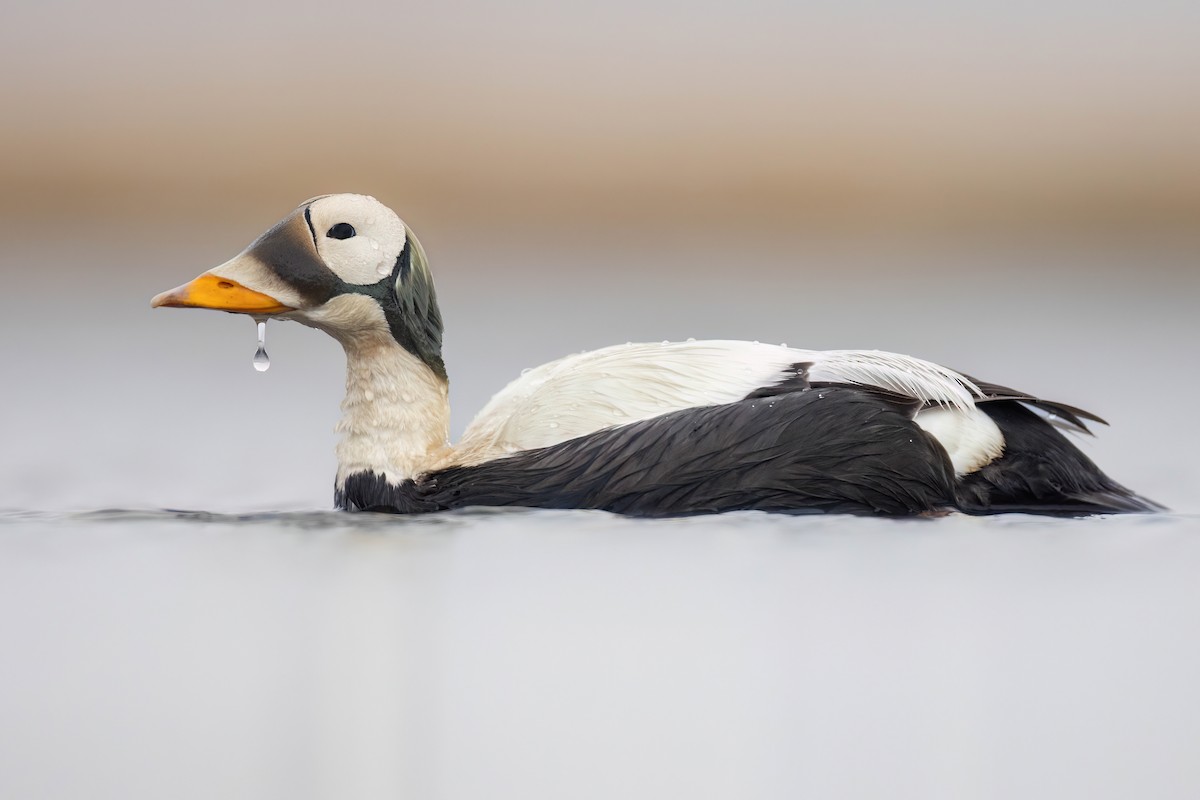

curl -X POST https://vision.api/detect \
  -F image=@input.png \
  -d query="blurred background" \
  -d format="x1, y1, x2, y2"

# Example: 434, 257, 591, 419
2, 3, 1200, 799
2, 0, 1199, 232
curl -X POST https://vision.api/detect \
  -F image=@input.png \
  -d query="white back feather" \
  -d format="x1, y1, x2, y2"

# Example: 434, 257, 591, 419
455, 341, 985, 465
807, 350, 981, 412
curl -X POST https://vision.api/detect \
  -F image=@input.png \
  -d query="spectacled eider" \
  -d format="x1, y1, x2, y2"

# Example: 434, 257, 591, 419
151, 193, 1159, 516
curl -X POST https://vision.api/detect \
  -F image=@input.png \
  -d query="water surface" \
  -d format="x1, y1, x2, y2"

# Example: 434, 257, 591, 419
2, 508, 1198, 799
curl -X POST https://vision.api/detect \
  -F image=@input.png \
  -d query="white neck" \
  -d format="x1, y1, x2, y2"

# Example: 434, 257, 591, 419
333, 329, 451, 488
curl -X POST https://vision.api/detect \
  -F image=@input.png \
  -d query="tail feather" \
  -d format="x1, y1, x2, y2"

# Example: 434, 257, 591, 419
962, 376, 1108, 435
1067, 489, 1164, 514
955, 400, 1162, 515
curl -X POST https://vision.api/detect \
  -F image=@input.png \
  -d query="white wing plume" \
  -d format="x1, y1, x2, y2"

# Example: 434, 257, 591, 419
453, 341, 984, 465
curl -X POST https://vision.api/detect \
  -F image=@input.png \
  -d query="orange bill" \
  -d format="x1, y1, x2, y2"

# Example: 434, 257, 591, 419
151, 273, 293, 314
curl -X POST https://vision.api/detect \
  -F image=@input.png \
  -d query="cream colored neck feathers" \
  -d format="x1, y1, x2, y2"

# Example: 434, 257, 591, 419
299, 295, 452, 488
334, 330, 451, 488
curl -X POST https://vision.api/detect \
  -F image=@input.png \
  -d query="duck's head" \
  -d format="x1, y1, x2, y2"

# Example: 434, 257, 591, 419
152, 193, 444, 378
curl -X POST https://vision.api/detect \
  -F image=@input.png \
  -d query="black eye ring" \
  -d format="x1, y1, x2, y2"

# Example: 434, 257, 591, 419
327, 223, 356, 240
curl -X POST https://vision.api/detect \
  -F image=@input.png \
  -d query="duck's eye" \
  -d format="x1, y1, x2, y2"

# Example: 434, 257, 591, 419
327, 223, 356, 240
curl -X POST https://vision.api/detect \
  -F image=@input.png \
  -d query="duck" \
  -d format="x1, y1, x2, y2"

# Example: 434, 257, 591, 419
151, 193, 1159, 517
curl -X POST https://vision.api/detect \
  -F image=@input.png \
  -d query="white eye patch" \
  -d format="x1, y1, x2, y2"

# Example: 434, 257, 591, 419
308, 194, 408, 286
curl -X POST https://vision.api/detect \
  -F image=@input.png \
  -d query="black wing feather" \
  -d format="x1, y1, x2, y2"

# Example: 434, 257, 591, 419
956, 401, 1161, 515
397, 388, 957, 517
961, 375, 1107, 434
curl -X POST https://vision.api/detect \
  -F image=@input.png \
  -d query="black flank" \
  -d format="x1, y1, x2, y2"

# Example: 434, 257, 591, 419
338, 387, 958, 517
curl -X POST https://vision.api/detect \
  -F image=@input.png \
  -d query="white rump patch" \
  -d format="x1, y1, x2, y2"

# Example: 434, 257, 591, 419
914, 406, 1005, 475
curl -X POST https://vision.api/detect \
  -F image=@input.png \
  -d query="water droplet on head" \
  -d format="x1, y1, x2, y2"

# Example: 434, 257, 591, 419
252, 319, 270, 372
549, 422, 559, 429
780, 342, 788, 348
686, 337, 696, 342
370, 239, 380, 250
